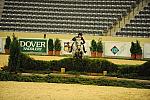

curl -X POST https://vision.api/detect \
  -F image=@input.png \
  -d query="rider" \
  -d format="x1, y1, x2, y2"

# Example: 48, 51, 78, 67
70, 33, 87, 53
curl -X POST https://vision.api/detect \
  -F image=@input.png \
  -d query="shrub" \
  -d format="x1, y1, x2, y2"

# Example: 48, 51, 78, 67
18, 53, 50, 71
97, 41, 103, 52
10, 55, 118, 73
8, 37, 21, 72
48, 39, 54, 51
0, 71, 148, 89
54, 38, 61, 51
136, 40, 142, 55
138, 61, 150, 76
90, 39, 97, 51
49, 58, 118, 73
117, 65, 139, 75
4, 36, 11, 49
130, 41, 142, 55
130, 42, 136, 55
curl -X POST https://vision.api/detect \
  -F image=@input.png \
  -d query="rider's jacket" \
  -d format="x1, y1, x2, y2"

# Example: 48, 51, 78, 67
72, 36, 85, 45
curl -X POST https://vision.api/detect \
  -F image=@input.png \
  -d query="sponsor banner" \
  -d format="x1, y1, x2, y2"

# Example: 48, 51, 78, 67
0, 38, 2, 53
104, 42, 131, 57
19, 38, 48, 54
144, 43, 150, 58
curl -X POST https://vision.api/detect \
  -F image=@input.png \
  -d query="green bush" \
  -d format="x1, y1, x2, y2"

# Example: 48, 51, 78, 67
54, 38, 61, 51
18, 53, 50, 71
136, 40, 142, 55
97, 41, 103, 52
8, 38, 21, 72
130, 42, 136, 54
0, 71, 148, 89
7, 53, 118, 74
4, 36, 11, 49
49, 58, 118, 73
90, 39, 97, 51
138, 61, 150, 76
48, 39, 54, 51
117, 65, 139, 75
130, 41, 142, 55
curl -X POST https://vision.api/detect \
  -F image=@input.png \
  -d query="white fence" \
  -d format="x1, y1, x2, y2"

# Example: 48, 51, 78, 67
144, 43, 150, 58
0, 38, 2, 53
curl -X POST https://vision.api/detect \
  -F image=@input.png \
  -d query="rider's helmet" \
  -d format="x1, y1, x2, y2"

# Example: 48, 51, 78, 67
78, 33, 83, 36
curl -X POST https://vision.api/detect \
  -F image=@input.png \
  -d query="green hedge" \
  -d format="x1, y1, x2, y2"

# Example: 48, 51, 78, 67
0, 71, 148, 89
57, 58, 118, 73
138, 61, 150, 76
18, 53, 50, 71
5, 52, 150, 78
6, 53, 118, 73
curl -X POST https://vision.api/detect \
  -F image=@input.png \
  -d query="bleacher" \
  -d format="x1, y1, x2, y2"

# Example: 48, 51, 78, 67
0, 0, 140, 35
116, 2, 150, 37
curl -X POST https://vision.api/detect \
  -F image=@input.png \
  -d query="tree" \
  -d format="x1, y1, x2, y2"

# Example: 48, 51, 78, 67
90, 39, 97, 57
130, 42, 136, 54
90, 39, 97, 52
54, 38, 61, 56
130, 41, 142, 59
4, 36, 11, 49
54, 38, 61, 51
136, 40, 142, 55
48, 39, 54, 55
8, 37, 21, 72
48, 39, 54, 51
96, 40, 103, 57
4, 36, 11, 54
135, 40, 142, 59
97, 41, 103, 52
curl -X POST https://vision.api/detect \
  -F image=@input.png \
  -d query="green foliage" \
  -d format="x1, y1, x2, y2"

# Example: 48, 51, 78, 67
48, 39, 54, 51
0, 71, 148, 89
130, 41, 142, 55
8, 38, 21, 72
117, 65, 139, 75
18, 53, 50, 71
90, 39, 97, 51
97, 41, 103, 52
7, 53, 118, 73
49, 58, 118, 73
4, 36, 11, 49
54, 38, 61, 51
130, 42, 136, 54
138, 60, 150, 76
136, 40, 142, 55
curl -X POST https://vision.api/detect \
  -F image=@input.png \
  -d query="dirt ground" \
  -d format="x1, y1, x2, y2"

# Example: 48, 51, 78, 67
0, 81, 150, 100
0, 54, 146, 68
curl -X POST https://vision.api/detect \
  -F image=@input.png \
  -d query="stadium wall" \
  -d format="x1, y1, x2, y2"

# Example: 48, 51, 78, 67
0, 32, 150, 58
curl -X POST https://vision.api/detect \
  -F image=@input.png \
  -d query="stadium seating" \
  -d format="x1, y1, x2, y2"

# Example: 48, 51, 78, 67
0, 0, 141, 35
116, 2, 150, 37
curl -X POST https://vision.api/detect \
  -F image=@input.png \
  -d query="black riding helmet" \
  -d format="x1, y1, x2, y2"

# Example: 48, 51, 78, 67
78, 33, 83, 36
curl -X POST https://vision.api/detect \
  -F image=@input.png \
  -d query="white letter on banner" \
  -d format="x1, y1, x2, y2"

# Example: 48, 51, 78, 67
20, 41, 26, 47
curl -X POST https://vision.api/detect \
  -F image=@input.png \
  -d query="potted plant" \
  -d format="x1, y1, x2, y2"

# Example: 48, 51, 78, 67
96, 40, 103, 57
135, 40, 142, 59
90, 39, 97, 57
130, 42, 136, 59
54, 38, 61, 56
4, 36, 11, 54
48, 39, 54, 56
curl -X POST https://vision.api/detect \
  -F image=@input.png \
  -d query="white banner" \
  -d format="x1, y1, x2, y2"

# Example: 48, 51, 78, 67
144, 43, 150, 58
0, 38, 2, 53
104, 42, 131, 57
